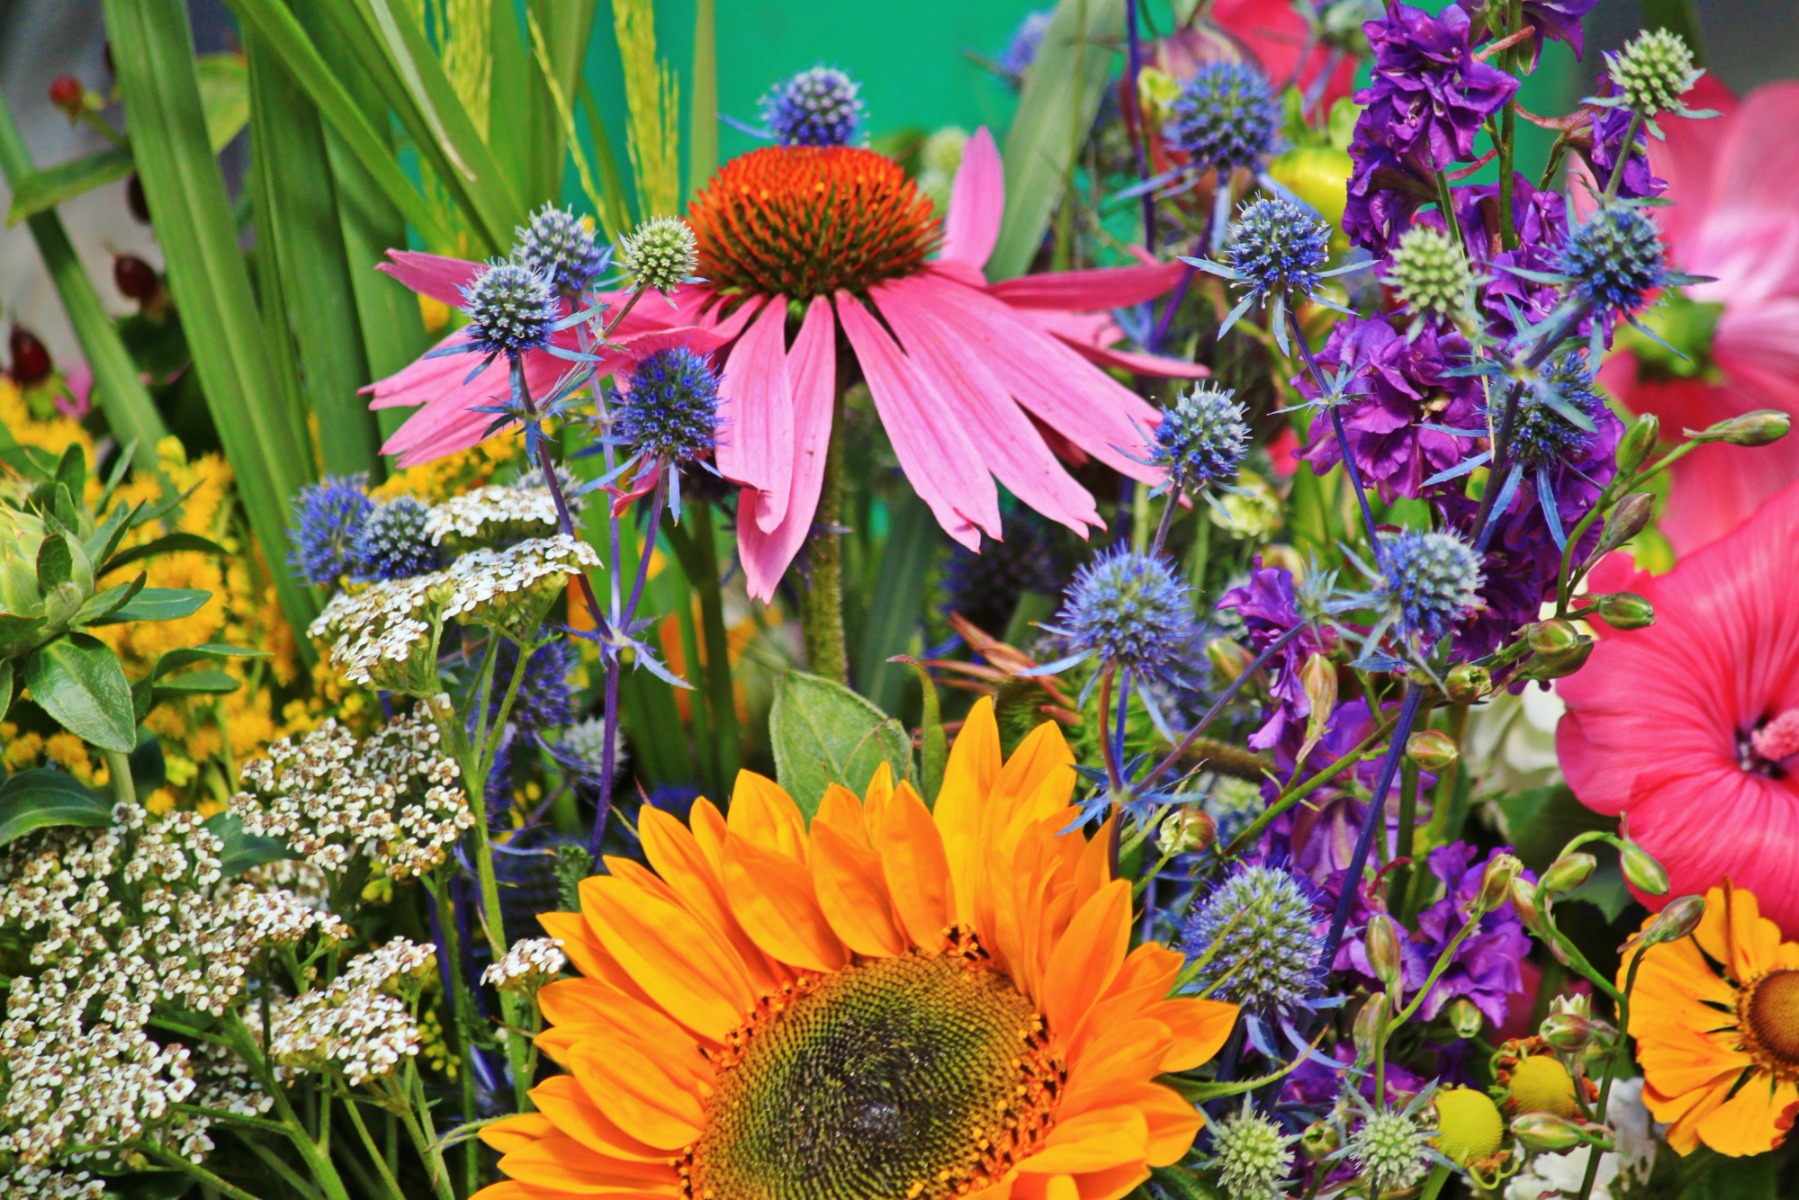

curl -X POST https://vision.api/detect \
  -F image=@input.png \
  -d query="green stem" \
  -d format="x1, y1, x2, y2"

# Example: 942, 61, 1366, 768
689, 503, 742, 793
425, 873, 480, 1192
1498, 104, 1519, 251
143, 1147, 271, 1200
341, 1096, 410, 1200
219, 1016, 355, 1200
800, 380, 849, 683
105, 748, 136, 808
1389, 756, 1422, 907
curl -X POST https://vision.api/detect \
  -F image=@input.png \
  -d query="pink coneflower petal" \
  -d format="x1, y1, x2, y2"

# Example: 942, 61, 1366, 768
875, 283, 1100, 534
894, 274, 1162, 484
939, 127, 1004, 270
379, 250, 481, 308
835, 291, 998, 549
1028, 309, 1211, 379
987, 260, 1189, 310
739, 298, 838, 602
373, 335, 563, 466
714, 300, 794, 530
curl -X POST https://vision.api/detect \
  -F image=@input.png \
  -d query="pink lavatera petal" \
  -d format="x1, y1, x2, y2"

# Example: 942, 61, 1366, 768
1711, 81, 1799, 226
738, 298, 838, 601
939, 127, 1004, 271
713, 300, 795, 530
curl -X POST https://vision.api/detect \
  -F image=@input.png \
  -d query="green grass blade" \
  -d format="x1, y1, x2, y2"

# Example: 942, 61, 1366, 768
103, 0, 319, 640
987, 0, 1125, 280
525, 0, 597, 206
6, 147, 133, 225
218, 0, 452, 250
0, 99, 169, 478
853, 493, 937, 715
610, 0, 681, 218
688, 0, 717, 196
577, 82, 635, 237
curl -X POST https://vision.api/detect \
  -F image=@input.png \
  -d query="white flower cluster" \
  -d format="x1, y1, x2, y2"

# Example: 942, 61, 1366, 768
0, 1166, 107, 1200
265, 939, 436, 1086
423, 481, 563, 544
482, 936, 566, 993
233, 708, 472, 880
309, 535, 599, 685
0, 809, 346, 1167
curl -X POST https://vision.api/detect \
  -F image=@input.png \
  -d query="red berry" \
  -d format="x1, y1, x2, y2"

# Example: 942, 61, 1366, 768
48, 76, 83, 113
113, 255, 159, 303
8, 326, 53, 385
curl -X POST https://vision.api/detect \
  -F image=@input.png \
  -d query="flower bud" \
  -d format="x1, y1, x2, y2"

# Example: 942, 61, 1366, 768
113, 255, 160, 304
1619, 841, 1670, 896
1510, 877, 1543, 931
1300, 653, 1337, 728
1156, 807, 1216, 857
1445, 662, 1491, 702
1135, 65, 1182, 126
7, 324, 52, 385
49, 75, 86, 115
1300, 1119, 1340, 1162
1206, 635, 1253, 683
1475, 853, 1523, 915
1406, 728, 1459, 772
1509, 1113, 1587, 1153
1354, 992, 1390, 1055
1615, 413, 1659, 475
1523, 620, 1591, 679
1594, 493, 1655, 557
1445, 997, 1484, 1039
1594, 592, 1655, 631
1696, 409, 1790, 447
1541, 852, 1597, 895
1540, 1010, 1596, 1054
1366, 914, 1404, 994
1639, 894, 1706, 946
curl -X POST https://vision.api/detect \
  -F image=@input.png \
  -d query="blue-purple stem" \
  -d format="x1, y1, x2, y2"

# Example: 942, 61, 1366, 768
1140, 621, 1308, 789
1289, 310, 1382, 550
1470, 303, 1589, 550
1320, 684, 1424, 969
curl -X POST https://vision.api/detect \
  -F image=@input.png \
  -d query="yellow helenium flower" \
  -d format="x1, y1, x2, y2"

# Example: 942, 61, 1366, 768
1622, 882, 1799, 1156
477, 699, 1238, 1200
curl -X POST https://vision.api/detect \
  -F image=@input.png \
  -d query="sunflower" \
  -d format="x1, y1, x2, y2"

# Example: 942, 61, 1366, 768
1622, 882, 1799, 1156
475, 699, 1238, 1200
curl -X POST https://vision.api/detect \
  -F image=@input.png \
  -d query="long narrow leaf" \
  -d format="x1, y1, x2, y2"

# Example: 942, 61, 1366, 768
988, 0, 1126, 280
525, 0, 597, 206
0, 99, 170, 478
6, 147, 133, 225
688, 0, 717, 196
103, 0, 320, 642
611, 0, 681, 217
854, 494, 937, 715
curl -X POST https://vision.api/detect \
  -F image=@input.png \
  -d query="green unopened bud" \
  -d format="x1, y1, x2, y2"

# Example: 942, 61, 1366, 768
1694, 409, 1791, 447
1406, 728, 1459, 772
1524, 621, 1592, 679
1387, 225, 1475, 321
1511, 877, 1544, 931
1640, 894, 1706, 946
1207, 636, 1253, 684
1156, 807, 1216, 857
1135, 65, 1182, 126
1446, 997, 1484, 1039
1367, 914, 1404, 994
1510, 1113, 1589, 1153
1616, 414, 1660, 475
1594, 592, 1655, 631
1620, 841, 1670, 896
1606, 27, 1701, 117
1540, 1011, 1596, 1054
1542, 852, 1597, 895
1595, 493, 1656, 558
1445, 662, 1491, 703
1300, 1119, 1340, 1162
618, 215, 699, 294
1354, 992, 1390, 1055
1476, 853, 1524, 915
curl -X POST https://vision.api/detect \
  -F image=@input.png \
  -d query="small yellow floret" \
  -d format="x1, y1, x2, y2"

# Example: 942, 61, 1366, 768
1433, 1087, 1504, 1165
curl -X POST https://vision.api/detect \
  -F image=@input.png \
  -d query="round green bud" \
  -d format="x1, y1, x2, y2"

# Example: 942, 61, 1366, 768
1607, 28, 1702, 117
619, 216, 699, 293
1594, 592, 1655, 631
1541, 852, 1597, 895
1387, 225, 1475, 321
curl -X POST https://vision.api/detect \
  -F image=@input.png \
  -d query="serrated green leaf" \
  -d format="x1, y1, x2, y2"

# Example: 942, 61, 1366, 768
22, 633, 137, 752
0, 769, 116, 846
86, 587, 211, 625
204, 812, 291, 876
101, 532, 226, 577
769, 671, 912, 819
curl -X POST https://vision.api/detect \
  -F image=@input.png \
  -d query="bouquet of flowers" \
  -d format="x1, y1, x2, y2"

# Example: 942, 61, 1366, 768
2, 0, 1797, 1198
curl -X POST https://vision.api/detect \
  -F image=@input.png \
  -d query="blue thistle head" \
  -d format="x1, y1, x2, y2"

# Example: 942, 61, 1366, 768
348, 496, 441, 582
760, 66, 864, 147
1181, 861, 1326, 1015
460, 260, 562, 358
288, 474, 371, 587
1050, 546, 1196, 679
492, 639, 578, 733
613, 347, 723, 463
1509, 356, 1606, 469
1559, 205, 1666, 319
1376, 530, 1483, 645
514, 205, 608, 295
1000, 10, 1053, 77
1223, 197, 1332, 303
1167, 62, 1281, 174
1153, 385, 1251, 493
943, 509, 1076, 634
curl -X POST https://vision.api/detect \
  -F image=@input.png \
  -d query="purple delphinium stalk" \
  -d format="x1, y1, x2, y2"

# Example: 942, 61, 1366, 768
1418, 174, 1570, 340
1295, 317, 1484, 501
1583, 76, 1668, 202
1218, 561, 1336, 752
1519, 0, 1601, 62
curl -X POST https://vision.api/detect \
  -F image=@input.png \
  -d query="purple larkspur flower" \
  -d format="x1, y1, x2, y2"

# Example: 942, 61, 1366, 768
1338, 843, 1534, 1026
1295, 317, 1484, 501
1218, 561, 1334, 751
1521, 0, 1601, 61
1285, 1041, 1430, 1112
1584, 76, 1668, 201
1358, 4, 1519, 165
1343, 137, 1437, 257
1417, 174, 1570, 339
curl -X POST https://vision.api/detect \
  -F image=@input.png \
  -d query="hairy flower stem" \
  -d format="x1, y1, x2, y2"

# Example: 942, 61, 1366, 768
1322, 685, 1426, 969
801, 381, 850, 683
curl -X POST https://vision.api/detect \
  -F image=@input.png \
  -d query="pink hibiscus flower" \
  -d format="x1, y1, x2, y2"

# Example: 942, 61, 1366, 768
1556, 480, 1799, 936
1595, 79, 1799, 556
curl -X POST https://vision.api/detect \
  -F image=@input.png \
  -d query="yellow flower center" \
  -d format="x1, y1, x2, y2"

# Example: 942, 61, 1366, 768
1741, 969, 1799, 1079
682, 948, 1062, 1200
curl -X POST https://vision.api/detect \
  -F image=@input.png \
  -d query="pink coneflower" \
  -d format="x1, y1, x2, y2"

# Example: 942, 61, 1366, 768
1595, 80, 1799, 556
1556, 480, 1799, 935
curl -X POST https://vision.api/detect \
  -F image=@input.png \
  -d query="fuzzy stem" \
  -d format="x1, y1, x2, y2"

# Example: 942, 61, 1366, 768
800, 379, 849, 683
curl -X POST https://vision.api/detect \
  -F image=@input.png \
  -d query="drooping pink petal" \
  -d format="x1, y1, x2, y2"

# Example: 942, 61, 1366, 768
939, 127, 1004, 271
874, 281, 1100, 534
1028, 308, 1211, 380
891, 273, 1162, 485
376, 347, 566, 467
835, 291, 999, 549
987, 260, 1188, 310
713, 300, 794, 530
738, 298, 838, 601
379, 251, 483, 309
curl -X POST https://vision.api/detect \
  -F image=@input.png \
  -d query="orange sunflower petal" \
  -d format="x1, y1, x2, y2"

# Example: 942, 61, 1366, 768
579, 876, 758, 1041
1016, 1108, 1149, 1175
565, 1040, 709, 1150
721, 832, 850, 970
499, 1132, 681, 1195
814, 783, 870, 845
532, 1075, 669, 1162
482, 1113, 557, 1155
1693, 1076, 1799, 1157
877, 781, 956, 946
809, 818, 909, 957
1041, 879, 1131, 1031
638, 806, 787, 992
727, 771, 810, 860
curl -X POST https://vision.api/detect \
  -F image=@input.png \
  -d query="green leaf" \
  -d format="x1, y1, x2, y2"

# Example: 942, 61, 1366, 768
853, 492, 937, 714
148, 643, 268, 680
73, 572, 146, 627
84, 499, 137, 570
0, 615, 46, 655
36, 531, 73, 590
22, 634, 138, 752
195, 52, 251, 151
5, 146, 134, 225
205, 812, 292, 877
0, 769, 116, 847
896, 658, 947, 808
770, 671, 913, 819
151, 668, 240, 697
988, 0, 1126, 280
0, 659, 12, 722
87, 587, 211, 625
100, 532, 226, 577
1148, 1167, 1223, 1200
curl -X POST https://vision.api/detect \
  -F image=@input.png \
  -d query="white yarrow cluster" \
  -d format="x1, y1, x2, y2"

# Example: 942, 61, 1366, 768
233, 707, 473, 880
0, 1167, 108, 1200
482, 936, 567, 993
423, 482, 562, 545
266, 939, 436, 1086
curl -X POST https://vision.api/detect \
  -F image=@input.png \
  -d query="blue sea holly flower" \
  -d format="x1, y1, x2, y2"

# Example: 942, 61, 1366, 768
1182, 861, 1327, 1018
759, 66, 864, 147
1560, 205, 1666, 323
1332, 1090, 1447, 1196
999, 10, 1053, 78
1598, 28, 1706, 121
1166, 62, 1281, 177
1142, 384, 1252, 498
617, 217, 700, 295
1372, 529, 1484, 649
1183, 198, 1353, 351
349, 496, 441, 582
514, 204, 609, 295
602, 345, 725, 520
461, 260, 563, 360
288, 474, 372, 587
